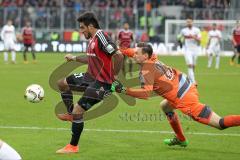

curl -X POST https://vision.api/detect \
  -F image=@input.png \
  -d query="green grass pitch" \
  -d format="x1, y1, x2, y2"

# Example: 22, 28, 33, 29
0, 53, 240, 160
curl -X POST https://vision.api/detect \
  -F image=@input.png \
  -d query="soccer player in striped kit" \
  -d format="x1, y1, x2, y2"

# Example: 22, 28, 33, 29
207, 23, 222, 69
118, 22, 134, 77
1, 20, 17, 64
180, 18, 201, 84
230, 20, 240, 66
21, 21, 36, 64
56, 12, 123, 154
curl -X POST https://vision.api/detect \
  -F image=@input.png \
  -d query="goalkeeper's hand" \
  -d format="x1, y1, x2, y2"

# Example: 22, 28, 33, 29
111, 80, 126, 93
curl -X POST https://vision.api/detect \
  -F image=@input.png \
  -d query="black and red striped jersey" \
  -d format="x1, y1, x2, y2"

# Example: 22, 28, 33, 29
86, 30, 117, 84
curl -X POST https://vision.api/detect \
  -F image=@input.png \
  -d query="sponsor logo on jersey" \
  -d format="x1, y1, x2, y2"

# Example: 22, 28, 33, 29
86, 53, 96, 57
106, 44, 114, 54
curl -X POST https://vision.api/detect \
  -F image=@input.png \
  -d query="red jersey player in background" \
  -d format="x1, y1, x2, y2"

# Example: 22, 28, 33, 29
230, 20, 240, 66
118, 22, 134, 77
21, 21, 36, 64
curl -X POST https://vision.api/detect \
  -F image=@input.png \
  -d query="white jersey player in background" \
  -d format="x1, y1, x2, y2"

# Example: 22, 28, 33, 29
1, 20, 17, 64
207, 23, 222, 69
180, 18, 201, 84
0, 139, 22, 160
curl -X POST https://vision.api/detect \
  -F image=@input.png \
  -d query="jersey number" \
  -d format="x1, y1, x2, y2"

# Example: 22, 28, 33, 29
155, 62, 174, 80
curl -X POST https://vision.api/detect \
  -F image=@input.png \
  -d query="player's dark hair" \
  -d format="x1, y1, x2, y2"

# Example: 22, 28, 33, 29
142, 44, 153, 59
137, 42, 148, 47
137, 42, 153, 58
77, 12, 100, 29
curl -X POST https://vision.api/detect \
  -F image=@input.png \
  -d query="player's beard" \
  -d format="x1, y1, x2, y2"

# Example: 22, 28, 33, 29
84, 32, 92, 39
187, 24, 192, 28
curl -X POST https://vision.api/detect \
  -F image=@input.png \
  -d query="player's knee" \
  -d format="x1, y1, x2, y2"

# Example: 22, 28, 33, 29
205, 110, 225, 130
218, 117, 227, 130
72, 112, 84, 122
188, 64, 193, 68
72, 104, 85, 122
160, 100, 173, 113
57, 78, 69, 91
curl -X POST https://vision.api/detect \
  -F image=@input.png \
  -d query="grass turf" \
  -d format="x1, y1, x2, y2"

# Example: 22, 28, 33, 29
0, 53, 240, 160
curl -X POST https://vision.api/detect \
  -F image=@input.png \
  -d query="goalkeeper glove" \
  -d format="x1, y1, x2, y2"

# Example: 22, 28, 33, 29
111, 80, 126, 93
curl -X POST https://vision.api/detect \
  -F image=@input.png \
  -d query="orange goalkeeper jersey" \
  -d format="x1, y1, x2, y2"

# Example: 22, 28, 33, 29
121, 48, 192, 104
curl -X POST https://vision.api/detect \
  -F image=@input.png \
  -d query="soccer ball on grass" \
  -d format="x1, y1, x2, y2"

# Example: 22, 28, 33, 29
24, 84, 44, 103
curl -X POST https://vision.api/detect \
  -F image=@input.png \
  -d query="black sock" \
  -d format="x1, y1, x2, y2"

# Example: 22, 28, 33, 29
23, 51, 27, 61
165, 111, 175, 119
32, 51, 36, 60
61, 91, 73, 113
231, 54, 236, 62
70, 121, 84, 146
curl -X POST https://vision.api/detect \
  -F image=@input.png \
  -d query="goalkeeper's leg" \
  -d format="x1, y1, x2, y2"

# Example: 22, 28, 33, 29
204, 111, 240, 130
181, 103, 240, 130
160, 100, 188, 147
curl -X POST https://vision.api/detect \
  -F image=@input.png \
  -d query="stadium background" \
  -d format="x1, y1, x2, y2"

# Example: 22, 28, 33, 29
0, 0, 240, 160
0, 0, 237, 54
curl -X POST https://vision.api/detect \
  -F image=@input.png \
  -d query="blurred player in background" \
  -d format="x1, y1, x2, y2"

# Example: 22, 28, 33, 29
114, 43, 240, 147
180, 18, 201, 84
22, 21, 36, 64
56, 12, 123, 154
1, 20, 17, 64
230, 20, 240, 66
207, 23, 222, 69
200, 27, 208, 55
0, 139, 21, 160
118, 22, 134, 77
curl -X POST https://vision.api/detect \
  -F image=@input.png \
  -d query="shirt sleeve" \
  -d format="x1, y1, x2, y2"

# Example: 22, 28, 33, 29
13, 27, 16, 42
118, 31, 121, 40
218, 31, 222, 39
119, 48, 136, 57
131, 32, 134, 41
126, 64, 155, 99
197, 28, 201, 39
1, 26, 5, 40
96, 31, 118, 55
179, 29, 183, 37
21, 28, 24, 35
232, 28, 235, 35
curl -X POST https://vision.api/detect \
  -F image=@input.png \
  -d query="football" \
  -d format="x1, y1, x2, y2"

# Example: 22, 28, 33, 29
24, 84, 44, 103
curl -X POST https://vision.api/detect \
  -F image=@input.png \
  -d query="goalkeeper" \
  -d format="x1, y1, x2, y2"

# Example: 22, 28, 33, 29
113, 43, 240, 147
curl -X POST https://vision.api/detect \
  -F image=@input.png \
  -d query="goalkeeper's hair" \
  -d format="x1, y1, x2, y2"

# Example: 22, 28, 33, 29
77, 11, 101, 29
137, 42, 148, 47
137, 42, 153, 58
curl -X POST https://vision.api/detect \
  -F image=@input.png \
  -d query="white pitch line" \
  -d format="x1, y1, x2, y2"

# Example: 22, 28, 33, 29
196, 73, 240, 76
0, 125, 240, 137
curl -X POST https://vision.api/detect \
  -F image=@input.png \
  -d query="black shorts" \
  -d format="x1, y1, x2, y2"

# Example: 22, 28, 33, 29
24, 43, 33, 48
66, 72, 112, 111
235, 45, 240, 53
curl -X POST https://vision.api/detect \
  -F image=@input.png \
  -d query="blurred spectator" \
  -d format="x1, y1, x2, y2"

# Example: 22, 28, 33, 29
74, 0, 82, 13
0, 0, 229, 9
50, 32, 60, 41
0, 0, 232, 42
71, 29, 80, 42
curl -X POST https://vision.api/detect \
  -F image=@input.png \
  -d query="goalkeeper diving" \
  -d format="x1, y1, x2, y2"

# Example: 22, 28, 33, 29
112, 43, 240, 147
